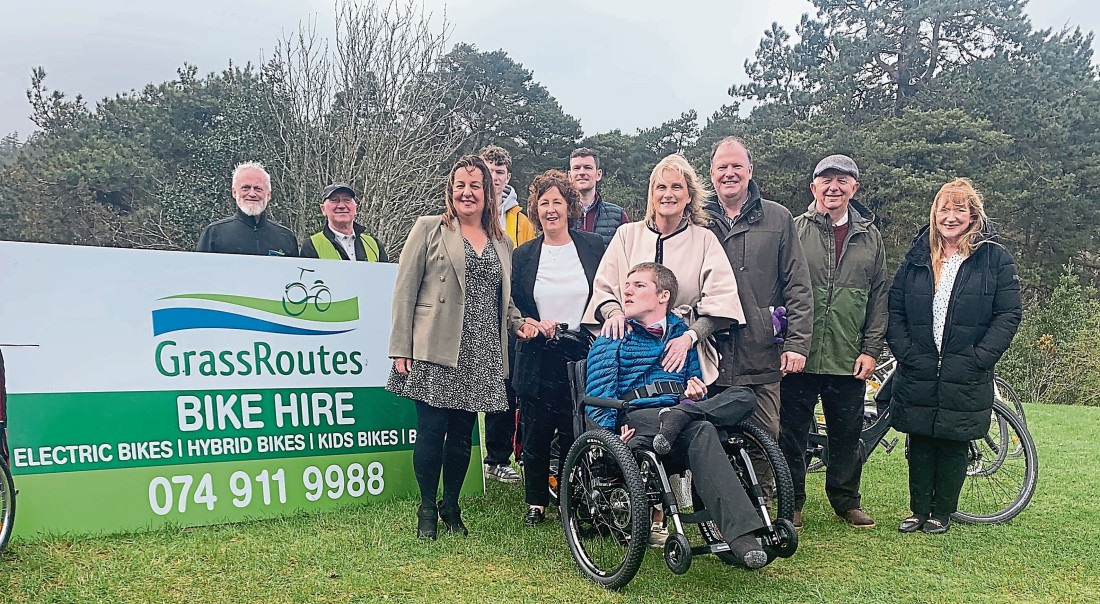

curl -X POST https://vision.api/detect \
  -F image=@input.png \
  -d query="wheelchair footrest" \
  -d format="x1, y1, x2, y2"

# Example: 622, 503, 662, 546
679, 511, 712, 524
691, 543, 729, 556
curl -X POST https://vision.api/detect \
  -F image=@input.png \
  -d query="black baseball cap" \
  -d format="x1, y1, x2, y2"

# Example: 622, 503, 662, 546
322, 183, 357, 202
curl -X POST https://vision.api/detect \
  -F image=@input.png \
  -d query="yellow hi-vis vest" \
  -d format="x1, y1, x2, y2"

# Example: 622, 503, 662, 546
310, 231, 380, 261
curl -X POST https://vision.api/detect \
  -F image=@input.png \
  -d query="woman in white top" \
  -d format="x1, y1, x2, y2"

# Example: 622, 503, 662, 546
581, 153, 745, 383
887, 178, 1022, 534
510, 170, 606, 526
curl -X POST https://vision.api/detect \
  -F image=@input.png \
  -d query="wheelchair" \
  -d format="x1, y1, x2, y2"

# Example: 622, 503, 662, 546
559, 360, 798, 590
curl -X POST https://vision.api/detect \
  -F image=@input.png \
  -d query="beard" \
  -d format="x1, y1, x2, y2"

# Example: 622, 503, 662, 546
236, 199, 268, 217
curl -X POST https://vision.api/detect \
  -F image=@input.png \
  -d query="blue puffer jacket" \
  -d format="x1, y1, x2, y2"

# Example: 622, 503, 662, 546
585, 314, 702, 430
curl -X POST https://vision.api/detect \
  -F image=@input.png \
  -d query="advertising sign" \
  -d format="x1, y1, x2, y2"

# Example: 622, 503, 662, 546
0, 241, 481, 537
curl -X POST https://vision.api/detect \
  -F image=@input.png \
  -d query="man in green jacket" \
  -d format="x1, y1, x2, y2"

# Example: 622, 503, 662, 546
780, 154, 887, 530
300, 183, 388, 262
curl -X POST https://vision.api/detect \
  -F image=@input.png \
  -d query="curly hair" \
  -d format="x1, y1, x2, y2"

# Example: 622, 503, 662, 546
478, 144, 512, 169
441, 155, 504, 240
645, 153, 711, 227
526, 170, 582, 232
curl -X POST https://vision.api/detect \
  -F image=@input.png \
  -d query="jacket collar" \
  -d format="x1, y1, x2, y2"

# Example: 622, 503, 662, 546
627, 313, 688, 341
802, 198, 875, 234
704, 180, 763, 235
582, 191, 604, 215
645, 217, 692, 239
322, 222, 365, 239
236, 208, 268, 228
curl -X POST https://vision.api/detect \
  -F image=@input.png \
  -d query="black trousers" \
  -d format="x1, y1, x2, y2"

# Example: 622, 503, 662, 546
907, 433, 970, 519
486, 339, 520, 467
520, 395, 574, 507
778, 372, 866, 514
624, 391, 763, 542
484, 386, 519, 466
413, 401, 477, 509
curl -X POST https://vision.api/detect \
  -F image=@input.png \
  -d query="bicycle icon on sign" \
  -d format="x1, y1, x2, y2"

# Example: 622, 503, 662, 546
282, 268, 331, 316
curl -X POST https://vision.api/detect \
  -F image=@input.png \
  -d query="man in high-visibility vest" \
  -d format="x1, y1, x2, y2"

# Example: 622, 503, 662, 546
300, 183, 388, 262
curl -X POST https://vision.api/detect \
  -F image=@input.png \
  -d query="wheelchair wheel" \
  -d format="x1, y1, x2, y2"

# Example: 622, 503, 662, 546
699, 421, 795, 566
560, 429, 649, 590
0, 461, 14, 553
953, 399, 1038, 524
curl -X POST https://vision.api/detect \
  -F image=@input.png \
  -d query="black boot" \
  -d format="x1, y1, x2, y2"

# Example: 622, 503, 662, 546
438, 500, 469, 536
416, 503, 438, 540
653, 408, 690, 455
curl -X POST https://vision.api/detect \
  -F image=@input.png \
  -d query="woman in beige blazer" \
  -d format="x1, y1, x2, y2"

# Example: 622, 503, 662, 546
387, 155, 537, 540
581, 153, 745, 384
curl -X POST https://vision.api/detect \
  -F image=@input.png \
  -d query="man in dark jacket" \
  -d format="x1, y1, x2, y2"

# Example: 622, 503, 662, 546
705, 136, 814, 442
780, 154, 888, 529
196, 161, 298, 257
299, 183, 388, 262
568, 148, 629, 245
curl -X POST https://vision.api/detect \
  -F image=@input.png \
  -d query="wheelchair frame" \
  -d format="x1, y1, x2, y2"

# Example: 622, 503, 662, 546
558, 360, 797, 590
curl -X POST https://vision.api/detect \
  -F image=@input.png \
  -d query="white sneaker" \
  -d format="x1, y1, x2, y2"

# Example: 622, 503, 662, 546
648, 522, 668, 548
485, 463, 520, 483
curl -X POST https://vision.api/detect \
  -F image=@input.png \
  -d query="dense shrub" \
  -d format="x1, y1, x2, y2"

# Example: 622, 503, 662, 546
999, 266, 1100, 406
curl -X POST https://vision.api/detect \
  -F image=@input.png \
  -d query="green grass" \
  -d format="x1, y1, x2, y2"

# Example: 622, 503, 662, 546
3, 404, 1098, 603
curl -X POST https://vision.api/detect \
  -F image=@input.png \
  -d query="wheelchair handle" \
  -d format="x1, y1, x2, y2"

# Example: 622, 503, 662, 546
581, 396, 632, 411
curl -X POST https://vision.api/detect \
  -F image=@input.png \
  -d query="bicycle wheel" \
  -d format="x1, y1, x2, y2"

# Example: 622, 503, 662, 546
953, 399, 1038, 524
0, 462, 14, 553
548, 434, 561, 507
311, 283, 332, 313
994, 375, 1026, 428
281, 283, 310, 316
560, 429, 649, 590
800, 402, 827, 473
699, 421, 796, 566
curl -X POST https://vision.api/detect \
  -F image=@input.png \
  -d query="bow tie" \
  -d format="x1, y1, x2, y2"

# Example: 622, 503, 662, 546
645, 325, 664, 338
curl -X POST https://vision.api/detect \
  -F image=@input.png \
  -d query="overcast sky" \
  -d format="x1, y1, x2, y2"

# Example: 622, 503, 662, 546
1, 0, 1096, 139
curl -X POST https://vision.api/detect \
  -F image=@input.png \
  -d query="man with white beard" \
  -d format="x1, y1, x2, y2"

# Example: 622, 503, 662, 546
196, 161, 299, 256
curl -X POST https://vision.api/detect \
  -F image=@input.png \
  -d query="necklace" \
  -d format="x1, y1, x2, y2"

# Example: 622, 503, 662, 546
544, 240, 571, 264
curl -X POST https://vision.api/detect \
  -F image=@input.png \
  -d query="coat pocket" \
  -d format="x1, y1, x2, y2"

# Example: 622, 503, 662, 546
751, 306, 780, 349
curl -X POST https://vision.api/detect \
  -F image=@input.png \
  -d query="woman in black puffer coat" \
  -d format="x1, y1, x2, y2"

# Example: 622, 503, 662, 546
887, 178, 1022, 535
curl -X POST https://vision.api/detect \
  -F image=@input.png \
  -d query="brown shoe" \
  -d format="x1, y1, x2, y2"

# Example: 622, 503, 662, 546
792, 510, 803, 531
836, 508, 876, 528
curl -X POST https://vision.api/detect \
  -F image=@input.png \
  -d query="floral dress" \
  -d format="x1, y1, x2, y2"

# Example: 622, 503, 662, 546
386, 239, 507, 413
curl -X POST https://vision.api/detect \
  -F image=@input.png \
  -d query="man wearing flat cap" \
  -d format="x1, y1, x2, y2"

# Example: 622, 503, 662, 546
780, 154, 888, 530
300, 183, 388, 262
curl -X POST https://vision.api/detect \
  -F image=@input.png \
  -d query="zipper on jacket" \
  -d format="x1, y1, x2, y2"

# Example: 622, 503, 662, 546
823, 219, 836, 321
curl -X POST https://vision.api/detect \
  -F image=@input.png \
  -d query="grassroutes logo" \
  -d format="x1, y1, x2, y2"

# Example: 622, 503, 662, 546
152, 268, 366, 378
152, 268, 359, 337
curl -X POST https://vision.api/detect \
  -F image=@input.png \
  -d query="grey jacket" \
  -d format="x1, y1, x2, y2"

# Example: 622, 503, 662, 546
388, 215, 524, 374
705, 181, 814, 386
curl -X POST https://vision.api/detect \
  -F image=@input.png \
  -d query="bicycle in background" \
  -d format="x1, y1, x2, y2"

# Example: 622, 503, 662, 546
805, 361, 1038, 524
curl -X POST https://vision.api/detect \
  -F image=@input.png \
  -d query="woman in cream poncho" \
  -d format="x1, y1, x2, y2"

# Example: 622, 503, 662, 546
581, 153, 744, 384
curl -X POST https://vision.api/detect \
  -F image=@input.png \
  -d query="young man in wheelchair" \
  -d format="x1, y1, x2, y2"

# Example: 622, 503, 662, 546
584, 262, 769, 568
